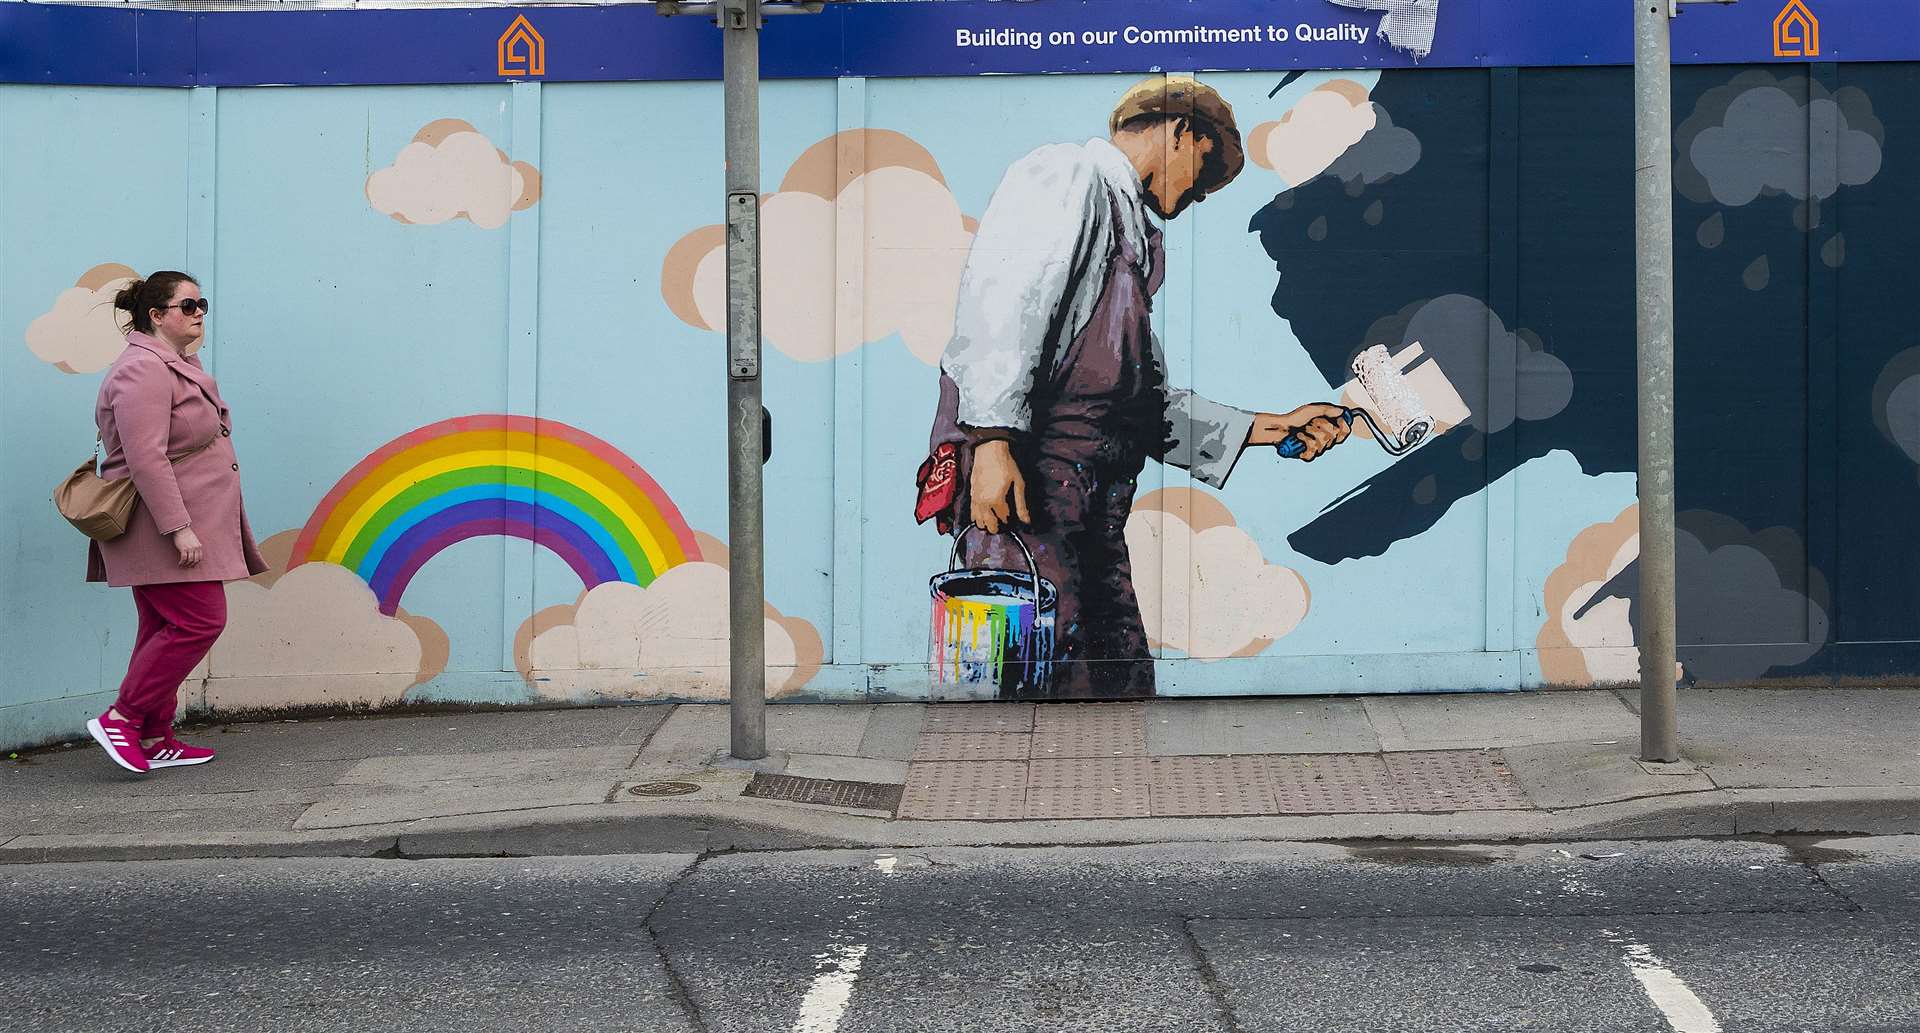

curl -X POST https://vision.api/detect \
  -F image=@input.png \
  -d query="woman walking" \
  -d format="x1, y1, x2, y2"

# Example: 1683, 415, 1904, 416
84, 271, 265, 774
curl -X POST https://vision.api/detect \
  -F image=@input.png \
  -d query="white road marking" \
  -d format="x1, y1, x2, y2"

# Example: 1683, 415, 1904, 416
793, 942, 870, 1033
1603, 930, 1722, 1033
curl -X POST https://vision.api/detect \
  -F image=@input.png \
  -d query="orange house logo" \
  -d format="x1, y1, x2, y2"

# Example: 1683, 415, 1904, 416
1773, 0, 1819, 58
498, 15, 546, 77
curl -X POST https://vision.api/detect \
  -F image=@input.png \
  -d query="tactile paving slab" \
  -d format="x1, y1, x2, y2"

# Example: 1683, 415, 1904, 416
1385, 750, 1533, 811
898, 761, 1027, 820
741, 774, 905, 814
912, 732, 1033, 762
1024, 784, 1151, 819
1266, 754, 1406, 814
1024, 757, 1154, 819
1032, 703, 1148, 758
922, 703, 1035, 734
1027, 756, 1155, 788
1149, 755, 1277, 816
1033, 702, 1145, 728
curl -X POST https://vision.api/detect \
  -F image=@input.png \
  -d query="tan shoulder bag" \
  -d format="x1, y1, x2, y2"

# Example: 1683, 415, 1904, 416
55, 438, 215, 542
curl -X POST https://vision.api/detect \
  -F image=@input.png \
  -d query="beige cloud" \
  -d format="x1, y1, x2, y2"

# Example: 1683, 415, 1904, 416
1125, 488, 1310, 661
516, 559, 823, 702
366, 119, 541, 230
1538, 505, 1643, 687
26, 263, 139, 373
663, 129, 975, 365
203, 560, 445, 712
1248, 79, 1377, 188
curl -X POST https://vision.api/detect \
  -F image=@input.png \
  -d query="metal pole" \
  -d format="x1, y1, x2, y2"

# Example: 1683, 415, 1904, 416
722, 0, 767, 761
1634, 0, 1679, 762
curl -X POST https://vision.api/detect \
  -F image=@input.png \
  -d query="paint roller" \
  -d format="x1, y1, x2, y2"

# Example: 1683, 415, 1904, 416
1276, 344, 1434, 458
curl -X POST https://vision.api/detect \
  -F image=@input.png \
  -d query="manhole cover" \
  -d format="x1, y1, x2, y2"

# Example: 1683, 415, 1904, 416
743, 774, 904, 814
628, 781, 702, 797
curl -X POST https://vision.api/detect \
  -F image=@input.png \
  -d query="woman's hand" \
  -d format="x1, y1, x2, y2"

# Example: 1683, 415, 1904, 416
1249, 403, 1353, 460
172, 527, 203, 567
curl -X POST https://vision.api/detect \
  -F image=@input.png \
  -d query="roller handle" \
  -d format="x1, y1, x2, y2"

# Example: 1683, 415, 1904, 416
1275, 407, 1360, 459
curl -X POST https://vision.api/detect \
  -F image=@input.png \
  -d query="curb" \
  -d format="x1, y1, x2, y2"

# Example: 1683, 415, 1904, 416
4, 786, 1918, 865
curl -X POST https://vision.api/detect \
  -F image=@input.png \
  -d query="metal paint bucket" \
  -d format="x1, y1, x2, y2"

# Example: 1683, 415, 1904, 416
929, 526, 1057, 700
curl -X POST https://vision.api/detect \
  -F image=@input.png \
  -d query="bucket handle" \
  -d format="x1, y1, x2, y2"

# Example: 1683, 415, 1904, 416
947, 523, 1043, 616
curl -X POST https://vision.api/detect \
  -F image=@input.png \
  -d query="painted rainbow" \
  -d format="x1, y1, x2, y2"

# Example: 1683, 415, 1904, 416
291, 414, 700, 615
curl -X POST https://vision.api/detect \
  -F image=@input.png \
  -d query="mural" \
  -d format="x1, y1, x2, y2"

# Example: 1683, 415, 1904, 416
916, 77, 1356, 699
5, 55, 1919, 743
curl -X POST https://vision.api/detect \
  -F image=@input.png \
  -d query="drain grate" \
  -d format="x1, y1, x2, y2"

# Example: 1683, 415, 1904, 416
743, 774, 905, 814
628, 781, 703, 797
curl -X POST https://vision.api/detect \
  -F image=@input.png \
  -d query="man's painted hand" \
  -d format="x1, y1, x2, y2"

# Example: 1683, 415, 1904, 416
1250, 403, 1352, 461
970, 439, 1031, 534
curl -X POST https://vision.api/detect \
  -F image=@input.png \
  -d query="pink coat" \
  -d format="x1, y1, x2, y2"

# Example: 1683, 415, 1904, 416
86, 332, 267, 587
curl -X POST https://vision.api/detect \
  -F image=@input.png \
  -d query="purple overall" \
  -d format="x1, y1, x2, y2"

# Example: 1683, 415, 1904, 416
929, 199, 1169, 698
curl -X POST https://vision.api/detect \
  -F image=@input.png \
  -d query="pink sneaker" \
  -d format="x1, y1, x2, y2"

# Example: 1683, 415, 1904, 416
145, 738, 215, 769
85, 713, 149, 774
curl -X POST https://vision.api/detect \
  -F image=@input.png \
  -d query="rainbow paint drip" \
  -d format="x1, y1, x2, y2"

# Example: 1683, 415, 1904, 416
929, 571, 1056, 698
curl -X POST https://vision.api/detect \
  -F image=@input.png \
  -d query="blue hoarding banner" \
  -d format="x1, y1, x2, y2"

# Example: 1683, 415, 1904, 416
2, 0, 1916, 88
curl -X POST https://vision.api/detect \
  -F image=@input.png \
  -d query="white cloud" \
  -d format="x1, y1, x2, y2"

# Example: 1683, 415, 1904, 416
26, 265, 137, 373
522, 563, 822, 700
366, 121, 540, 229
203, 562, 442, 710
1249, 80, 1378, 189
1126, 490, 1310, 660
667, 135, 975, 366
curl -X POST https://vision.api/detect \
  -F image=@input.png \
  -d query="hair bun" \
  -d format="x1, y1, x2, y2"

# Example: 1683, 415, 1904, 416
113, 279, 147, 312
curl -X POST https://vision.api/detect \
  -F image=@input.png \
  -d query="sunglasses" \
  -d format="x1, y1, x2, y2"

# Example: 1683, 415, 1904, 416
162, 299, 210, 316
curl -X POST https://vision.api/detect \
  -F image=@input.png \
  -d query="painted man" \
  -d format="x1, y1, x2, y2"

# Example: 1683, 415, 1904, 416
919, 78, 1352, 698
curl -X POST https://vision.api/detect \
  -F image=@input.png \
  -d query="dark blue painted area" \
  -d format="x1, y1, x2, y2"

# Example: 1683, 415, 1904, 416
1256, 63, 1920, 682
1829, 62, 1920, 649
1255, 70, 1494, 560
5, 0, 1919, 88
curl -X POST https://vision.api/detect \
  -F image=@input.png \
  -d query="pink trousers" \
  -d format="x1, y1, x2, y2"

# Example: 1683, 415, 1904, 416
114, 581, 227, 740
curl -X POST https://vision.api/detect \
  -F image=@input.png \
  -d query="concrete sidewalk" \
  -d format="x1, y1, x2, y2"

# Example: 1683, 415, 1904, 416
3, 688, 1917, 863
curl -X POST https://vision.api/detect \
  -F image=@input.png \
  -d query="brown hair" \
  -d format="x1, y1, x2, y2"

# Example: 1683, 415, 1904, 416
1119, 112, 1230, 193
113, 271, 199, 336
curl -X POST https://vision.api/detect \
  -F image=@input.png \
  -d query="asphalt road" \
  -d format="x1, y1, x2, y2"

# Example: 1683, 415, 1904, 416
2, 837, 1915, 1033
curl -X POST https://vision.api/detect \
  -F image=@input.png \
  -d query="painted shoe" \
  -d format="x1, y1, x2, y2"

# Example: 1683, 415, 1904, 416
145, 738, 216, 769
85, 714, 150, 774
